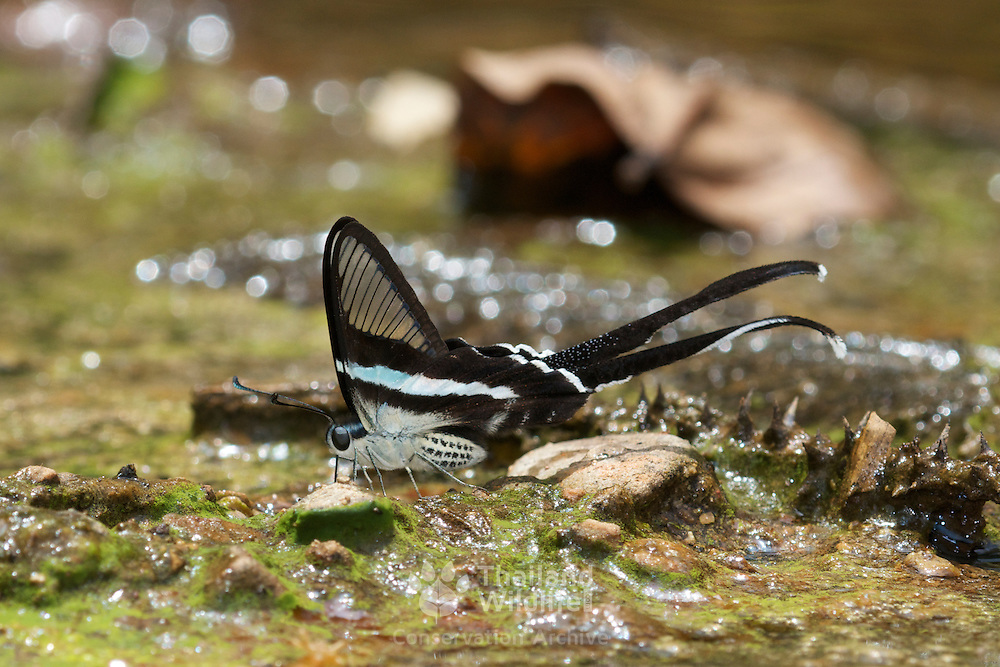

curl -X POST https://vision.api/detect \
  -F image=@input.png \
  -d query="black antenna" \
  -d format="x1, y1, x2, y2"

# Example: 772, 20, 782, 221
232, 376, 334, 425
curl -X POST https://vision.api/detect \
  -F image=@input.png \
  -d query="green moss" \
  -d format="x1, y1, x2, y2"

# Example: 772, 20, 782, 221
0, 588, 328, 666
148, 480, 231, 521
0, 507, 145, 604
5, 475, 230, 527
274, 497, 395, 550
709, 439, 809, 516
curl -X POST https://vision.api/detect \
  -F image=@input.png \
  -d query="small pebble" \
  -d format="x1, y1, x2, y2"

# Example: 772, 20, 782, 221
904, 550, 960, 578
623, 538, 703, 574
306, 539, 354, 566
569, 519, 622, 549
15, 466, 60, 485
210, 546, 286, 598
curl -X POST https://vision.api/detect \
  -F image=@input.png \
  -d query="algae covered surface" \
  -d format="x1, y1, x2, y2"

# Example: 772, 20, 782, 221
2, 461, 1000, 666
6, 2, 1000, 665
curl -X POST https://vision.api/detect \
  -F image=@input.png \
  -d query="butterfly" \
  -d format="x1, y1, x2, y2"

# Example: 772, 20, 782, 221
235, 216, 845, 494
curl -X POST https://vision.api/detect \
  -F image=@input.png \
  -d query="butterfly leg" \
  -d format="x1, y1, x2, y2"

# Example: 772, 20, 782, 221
362, 445, 388, 496
414, 452, 480, 491
360, 465, 375, 491
403, 466, 422, 497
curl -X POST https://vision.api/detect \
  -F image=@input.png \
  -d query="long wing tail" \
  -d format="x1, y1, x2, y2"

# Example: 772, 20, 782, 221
574, 315, 845, 391
548, 260, 830, 371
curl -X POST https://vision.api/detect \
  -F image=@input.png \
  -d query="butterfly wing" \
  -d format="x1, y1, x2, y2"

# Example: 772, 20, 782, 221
323, 217, 449, 430
323, 218, 588, 442
398, 343, 593, 437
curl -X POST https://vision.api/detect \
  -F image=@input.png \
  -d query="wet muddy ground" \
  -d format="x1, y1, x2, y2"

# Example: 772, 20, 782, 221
5, 1, 1000, 665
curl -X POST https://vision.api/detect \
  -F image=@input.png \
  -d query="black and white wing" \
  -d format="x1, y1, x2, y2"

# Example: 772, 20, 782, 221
323, 217, 844, 448
322, 218, 589, 442
323, 216, 449, 431
395, 262, 845, 438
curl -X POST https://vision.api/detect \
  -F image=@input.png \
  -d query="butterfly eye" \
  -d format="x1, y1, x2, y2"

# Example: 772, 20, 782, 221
328, 425, 352, 452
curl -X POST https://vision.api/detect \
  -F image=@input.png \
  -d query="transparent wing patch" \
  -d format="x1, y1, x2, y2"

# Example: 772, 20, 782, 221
337, 234, 433, 354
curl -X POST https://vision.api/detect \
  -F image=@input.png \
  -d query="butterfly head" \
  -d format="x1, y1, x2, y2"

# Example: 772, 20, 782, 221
325, 420, 368, 458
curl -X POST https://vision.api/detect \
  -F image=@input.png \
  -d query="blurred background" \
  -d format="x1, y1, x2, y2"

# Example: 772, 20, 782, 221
3, 0, 1000, 491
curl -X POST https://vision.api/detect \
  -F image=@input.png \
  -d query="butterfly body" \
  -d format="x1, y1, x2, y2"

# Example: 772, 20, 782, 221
237, 216, 845, 492
337, 395, 486, 471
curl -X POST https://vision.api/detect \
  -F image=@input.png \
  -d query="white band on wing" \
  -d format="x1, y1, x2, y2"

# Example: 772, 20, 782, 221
337, 360, 519, 400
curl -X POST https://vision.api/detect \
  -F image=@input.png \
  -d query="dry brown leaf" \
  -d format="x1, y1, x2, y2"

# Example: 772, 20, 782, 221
456, 43, 897, 239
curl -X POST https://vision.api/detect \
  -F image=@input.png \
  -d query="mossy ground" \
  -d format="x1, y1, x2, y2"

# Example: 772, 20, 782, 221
5, 8, 1000, 664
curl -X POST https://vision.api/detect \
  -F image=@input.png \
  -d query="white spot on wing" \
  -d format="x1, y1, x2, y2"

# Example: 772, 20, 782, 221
830, 335, 847, 359
527, 358, 588, 393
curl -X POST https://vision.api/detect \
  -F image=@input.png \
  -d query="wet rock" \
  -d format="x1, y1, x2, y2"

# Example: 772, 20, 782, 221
306, 539, 354, 567
0, 470, 228, 527
277, 483, 393, 550
160, 513, 265, 544
510, 433, 727, 528
206, 546, 286, 605
568, 518, 622, 550
324, 592, 373, 622
0, 506, 138, 599
115, 519, 187, 581
421, 497, 493, 543
904, 549, 961, 578
623, 538, 705, 575
833, 411, 896, 516
13, 466, 59, 485
521, 603, 664, 644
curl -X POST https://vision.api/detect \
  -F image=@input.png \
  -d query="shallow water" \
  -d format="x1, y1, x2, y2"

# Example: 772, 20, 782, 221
4, 2, 1000, 664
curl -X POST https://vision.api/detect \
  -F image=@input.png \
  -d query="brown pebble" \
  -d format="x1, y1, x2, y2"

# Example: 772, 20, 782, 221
15, 466, 60, 485
512, 435, 726, 530
210, 546, 285, 598
904, 550, 960, 578
623, 538, 703, 575
306, 539, 355, 566
569, 519, 622, 549
699, 512, 715, 525
217, 493, 255, 518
